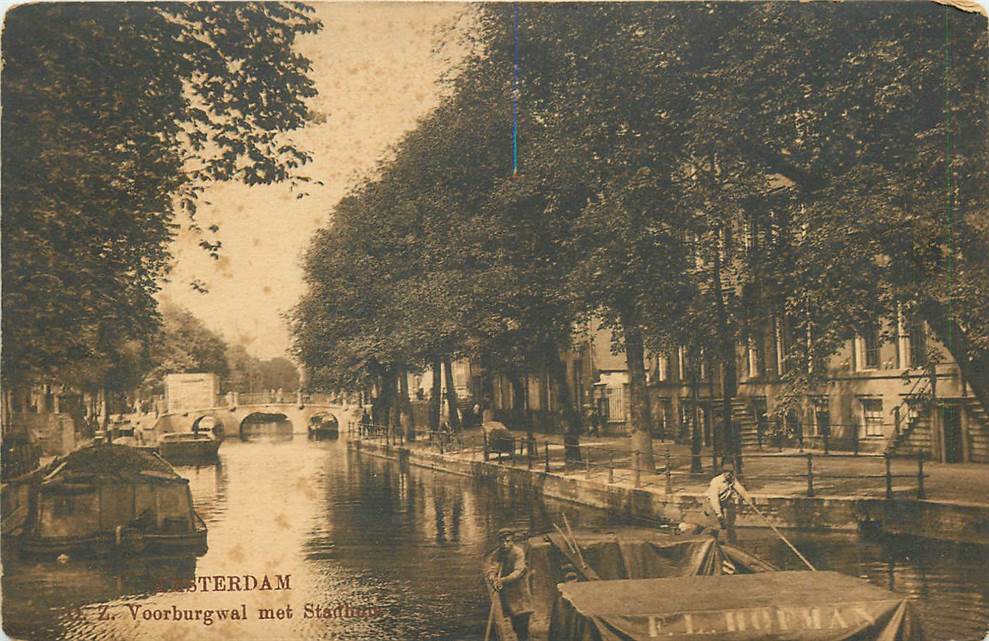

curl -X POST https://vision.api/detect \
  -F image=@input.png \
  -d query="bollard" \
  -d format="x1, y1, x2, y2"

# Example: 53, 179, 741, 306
545, 442, 550, 472
634, 451, 642, 488
483, 431, 489, 462
917, 452, 926, 499
665, 447, 673, 495
884, 452, 893, 500
609, 451, 615, 484
806, 452, 815, 497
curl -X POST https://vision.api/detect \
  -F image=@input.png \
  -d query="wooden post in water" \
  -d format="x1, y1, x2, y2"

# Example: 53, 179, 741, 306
545, 442, 550, 472
634, 451, 641, 488
608, 450, 614, 484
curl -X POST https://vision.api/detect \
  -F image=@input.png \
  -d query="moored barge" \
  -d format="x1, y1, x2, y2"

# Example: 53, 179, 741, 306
20, 444, 207, 557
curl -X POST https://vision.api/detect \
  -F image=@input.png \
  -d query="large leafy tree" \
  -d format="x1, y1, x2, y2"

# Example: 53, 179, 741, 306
2, 3, 320, 388
681, 3, 989, 415
141, 304, 230, 395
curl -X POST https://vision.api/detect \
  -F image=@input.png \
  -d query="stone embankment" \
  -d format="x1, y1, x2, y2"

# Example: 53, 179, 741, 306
349, 438, 989, 545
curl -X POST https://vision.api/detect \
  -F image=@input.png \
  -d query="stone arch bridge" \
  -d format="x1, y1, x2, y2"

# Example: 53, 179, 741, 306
146, 398, 350, 438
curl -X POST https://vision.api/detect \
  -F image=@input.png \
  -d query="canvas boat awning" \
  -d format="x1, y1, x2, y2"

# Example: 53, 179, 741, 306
558, 571, 922, 641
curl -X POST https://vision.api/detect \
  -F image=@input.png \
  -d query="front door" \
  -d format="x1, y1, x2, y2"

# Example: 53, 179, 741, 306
942, 406, 964, 463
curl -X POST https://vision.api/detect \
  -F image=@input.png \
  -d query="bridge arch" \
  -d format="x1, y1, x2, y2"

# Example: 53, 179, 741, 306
191, 415, 225, 437
238, 410, 293, 440
148, 402, 349, 440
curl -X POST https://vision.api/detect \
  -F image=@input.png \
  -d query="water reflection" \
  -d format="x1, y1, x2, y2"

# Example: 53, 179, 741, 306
239, 417, 294, 442
2, 437, 986, 641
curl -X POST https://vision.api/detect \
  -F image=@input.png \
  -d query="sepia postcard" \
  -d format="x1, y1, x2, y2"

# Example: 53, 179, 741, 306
2, 2, 987, 640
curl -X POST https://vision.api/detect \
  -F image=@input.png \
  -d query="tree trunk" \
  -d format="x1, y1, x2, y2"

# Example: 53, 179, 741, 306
688, 346, 704, 473
506, 370, 525, 425
622, 317, 656, 472
430, 355, 443, 431
398, 367, 415, 441
378, 371, 397, 437
546, 346, 582, 462
442, 355, 460, 429
712, 227, 738, 471
919, 298, 989, 418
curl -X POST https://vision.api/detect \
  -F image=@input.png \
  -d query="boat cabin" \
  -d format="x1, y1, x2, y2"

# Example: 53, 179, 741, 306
22, 444, 206, 556
558, 571, 922, 641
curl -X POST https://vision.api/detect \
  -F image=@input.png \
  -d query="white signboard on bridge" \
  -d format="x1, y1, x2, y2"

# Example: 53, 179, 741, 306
165, 373, 219, 413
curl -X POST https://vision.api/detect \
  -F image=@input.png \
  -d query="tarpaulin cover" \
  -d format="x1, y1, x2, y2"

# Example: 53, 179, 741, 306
557, 571, 924, 641
522, 529, 772, 641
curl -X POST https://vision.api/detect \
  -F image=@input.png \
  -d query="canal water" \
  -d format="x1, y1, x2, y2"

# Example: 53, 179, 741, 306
3, 423, 987, 641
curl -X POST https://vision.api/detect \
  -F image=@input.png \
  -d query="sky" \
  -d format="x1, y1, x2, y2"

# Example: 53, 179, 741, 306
159, 3, 471, 360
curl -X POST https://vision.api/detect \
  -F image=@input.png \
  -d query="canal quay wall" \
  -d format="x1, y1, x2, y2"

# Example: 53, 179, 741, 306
348, 440, 989, 546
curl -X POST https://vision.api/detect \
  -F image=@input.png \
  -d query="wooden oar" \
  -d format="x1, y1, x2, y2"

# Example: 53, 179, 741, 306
483, 599, 495, 641
738, 493, 817, 571
562, 513, 588, 569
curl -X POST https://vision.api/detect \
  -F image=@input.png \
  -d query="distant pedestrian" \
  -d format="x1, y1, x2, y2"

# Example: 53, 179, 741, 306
472, 402, 482, 427
704, 462, 752, 544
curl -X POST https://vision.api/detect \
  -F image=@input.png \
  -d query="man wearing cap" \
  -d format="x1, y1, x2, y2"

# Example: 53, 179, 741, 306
704, 461, 752, 544
486, 528, 533, 640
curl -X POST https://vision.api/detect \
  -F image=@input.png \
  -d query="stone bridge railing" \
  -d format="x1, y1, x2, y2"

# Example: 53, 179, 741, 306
208, 391, 338, 408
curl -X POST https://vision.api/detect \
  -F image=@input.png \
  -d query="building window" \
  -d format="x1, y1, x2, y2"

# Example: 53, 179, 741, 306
657, 354, 669, 382
606, 387, 624, 421
659, 399, 673, 433
747, 337, 764, 379
812, 399, 830, 438
908, 321, 927, 369
858, 325, 880, 370
861, 399, 884, 438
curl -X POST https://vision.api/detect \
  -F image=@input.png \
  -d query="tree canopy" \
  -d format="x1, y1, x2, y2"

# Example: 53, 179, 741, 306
291, 2, 988, 460
2, 2, 321, 387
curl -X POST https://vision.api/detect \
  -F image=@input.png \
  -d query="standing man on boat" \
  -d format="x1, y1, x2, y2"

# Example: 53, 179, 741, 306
704, 462, 752, 544
486, 528, 533, 640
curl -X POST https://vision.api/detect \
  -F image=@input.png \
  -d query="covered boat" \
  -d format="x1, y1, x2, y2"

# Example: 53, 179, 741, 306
20, 444, 207, 557
157, 431, 221, 464
484, 528, 776, 641
557, 571, 923, 641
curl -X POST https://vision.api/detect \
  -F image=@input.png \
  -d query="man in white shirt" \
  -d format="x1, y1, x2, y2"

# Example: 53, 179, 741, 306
705, 462, 752, 544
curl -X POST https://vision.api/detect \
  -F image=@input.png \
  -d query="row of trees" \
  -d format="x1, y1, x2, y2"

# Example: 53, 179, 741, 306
1, 3, 321, 410
292, 3, 988, 469
141, 304, 300, 398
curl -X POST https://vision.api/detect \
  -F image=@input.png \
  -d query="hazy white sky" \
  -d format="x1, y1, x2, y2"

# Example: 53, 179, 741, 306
160, 3, 471, 359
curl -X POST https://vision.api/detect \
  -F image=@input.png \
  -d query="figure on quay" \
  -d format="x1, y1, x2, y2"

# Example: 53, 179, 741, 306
485, 528, 533, 640
704, 461, 752, 544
